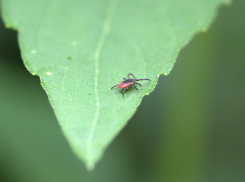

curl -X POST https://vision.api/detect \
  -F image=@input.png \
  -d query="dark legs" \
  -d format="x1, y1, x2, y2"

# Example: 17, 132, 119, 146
128, 73, 136, 79
132, 84, 138, 90
135, 82, 141, 87
136, 78, 151, 81
128, 73, 151, 82
123, 83, 141, 96
110, 84, 118, 89
122, 85, 132, 97
132, 82, 141, 90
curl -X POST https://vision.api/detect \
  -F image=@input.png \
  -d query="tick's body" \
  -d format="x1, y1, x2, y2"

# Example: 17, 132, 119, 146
111, 73, 150, 97
117, 79, 135, 88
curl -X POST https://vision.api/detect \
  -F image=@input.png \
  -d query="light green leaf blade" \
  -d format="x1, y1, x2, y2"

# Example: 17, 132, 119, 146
1, 0, 231, 169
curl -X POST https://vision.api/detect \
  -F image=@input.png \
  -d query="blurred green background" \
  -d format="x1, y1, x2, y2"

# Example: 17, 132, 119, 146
1, 0, 245, 181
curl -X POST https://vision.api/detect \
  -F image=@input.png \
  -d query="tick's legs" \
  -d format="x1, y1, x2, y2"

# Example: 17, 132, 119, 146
132, 83, 138, 90
123, 78, 127, 80
128, 73, 136, 79
136, 78, 151, 81
122, 85, 131, 97
110, 85, 118, 89
135, 82, 141, 87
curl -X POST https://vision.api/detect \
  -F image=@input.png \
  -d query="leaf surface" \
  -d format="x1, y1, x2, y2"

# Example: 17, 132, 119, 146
1, 0, 231, 169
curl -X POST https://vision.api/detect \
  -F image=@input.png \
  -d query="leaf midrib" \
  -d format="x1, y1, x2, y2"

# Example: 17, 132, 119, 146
85, 0, 120, 169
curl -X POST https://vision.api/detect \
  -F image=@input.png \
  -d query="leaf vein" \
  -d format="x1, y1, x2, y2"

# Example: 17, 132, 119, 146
85, 0, 120, 168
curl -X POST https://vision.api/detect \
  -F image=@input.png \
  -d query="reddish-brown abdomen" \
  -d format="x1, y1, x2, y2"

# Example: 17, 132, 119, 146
117, 81, 132, 88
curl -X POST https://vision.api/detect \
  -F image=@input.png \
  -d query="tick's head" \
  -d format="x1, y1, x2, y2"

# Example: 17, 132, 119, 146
123, 79, 135, 83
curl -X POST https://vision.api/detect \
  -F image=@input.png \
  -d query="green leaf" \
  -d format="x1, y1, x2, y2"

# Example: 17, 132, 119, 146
1, 0, 231, 169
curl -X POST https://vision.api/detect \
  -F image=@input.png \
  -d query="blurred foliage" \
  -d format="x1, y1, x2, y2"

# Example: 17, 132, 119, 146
1, 0, 245, 181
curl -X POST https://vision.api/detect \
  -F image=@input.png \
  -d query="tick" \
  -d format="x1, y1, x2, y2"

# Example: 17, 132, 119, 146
111, 73, 151, 97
